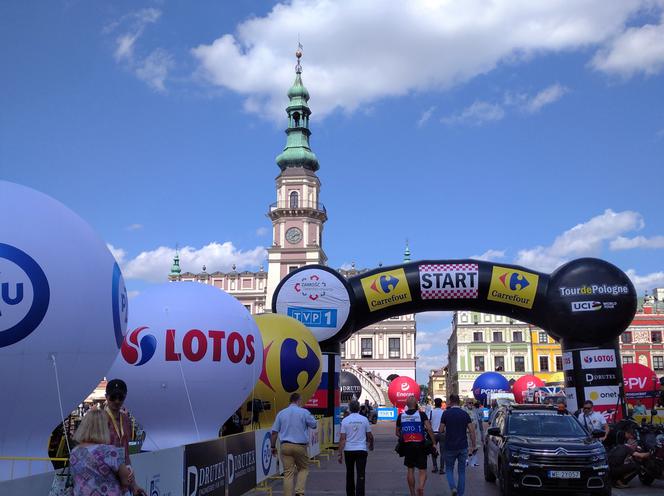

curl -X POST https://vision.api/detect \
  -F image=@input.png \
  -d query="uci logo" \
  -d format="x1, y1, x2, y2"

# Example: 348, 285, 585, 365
121, 326, 157, 366
0, 243, 50, 348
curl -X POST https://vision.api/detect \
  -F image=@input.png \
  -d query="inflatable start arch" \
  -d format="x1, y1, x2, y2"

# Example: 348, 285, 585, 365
273, 258, 637, 422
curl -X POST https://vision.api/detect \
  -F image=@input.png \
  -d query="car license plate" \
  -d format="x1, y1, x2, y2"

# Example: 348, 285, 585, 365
548, 470, 580, 479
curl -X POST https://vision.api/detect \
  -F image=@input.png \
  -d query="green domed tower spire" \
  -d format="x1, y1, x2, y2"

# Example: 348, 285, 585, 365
170, 246, 181, 277
275, 47, 319, 171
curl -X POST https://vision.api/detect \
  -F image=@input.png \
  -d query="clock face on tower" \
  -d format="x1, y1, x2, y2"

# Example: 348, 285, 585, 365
285, 227, 303, 244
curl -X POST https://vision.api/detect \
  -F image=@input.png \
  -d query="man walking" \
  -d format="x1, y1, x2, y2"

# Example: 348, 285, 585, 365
440, 394, 476, 496
338, 400, 374, 496
104, 379, 147, 496
271, 393, 318, 496
396, 395, 438, 496
428, 398, 445, 474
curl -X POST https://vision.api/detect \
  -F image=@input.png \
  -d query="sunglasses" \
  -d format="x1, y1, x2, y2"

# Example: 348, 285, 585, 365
109, 394, 126, 402
583, 407, 592, 411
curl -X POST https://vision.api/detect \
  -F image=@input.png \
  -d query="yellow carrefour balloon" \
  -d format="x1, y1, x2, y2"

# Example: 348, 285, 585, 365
245, 314, 322, 428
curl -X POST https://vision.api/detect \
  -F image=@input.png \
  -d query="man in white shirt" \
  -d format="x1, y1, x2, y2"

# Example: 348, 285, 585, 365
428, 398, 445, 474
338, 400, 374, 496
271, 393, 318, 496
576, 400, 609, 440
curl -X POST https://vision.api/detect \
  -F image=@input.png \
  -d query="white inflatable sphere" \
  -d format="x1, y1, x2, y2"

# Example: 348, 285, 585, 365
108, 282, 263, 449
0, 181, 127, 479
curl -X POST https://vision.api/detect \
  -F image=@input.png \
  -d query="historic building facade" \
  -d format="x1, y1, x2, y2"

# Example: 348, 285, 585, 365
447, 311, 534, 398
447, 291, 664, 398
428, 366, 448, 402
168, 50, 416, 381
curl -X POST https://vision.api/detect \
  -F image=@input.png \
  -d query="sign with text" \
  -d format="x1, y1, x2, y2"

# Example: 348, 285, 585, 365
226, 432, 257, 496
184, 438, 226, 496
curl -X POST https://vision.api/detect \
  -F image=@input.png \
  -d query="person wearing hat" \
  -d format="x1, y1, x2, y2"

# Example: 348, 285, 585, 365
105, 378, 147, 496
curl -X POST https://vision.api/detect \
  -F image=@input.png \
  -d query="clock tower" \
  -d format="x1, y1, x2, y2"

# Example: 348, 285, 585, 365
266, 48, 328, 305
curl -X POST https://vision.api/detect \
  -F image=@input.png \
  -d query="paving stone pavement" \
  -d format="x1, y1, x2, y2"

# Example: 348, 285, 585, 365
249, 421, 664, 496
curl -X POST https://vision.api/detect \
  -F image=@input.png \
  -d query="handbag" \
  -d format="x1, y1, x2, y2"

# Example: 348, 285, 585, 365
394, 439, 405, 457
48, 465, 73, 496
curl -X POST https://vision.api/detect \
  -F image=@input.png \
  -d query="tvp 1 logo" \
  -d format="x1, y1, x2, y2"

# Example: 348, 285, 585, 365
121, 326, 157, 366
0, 243, 50, 348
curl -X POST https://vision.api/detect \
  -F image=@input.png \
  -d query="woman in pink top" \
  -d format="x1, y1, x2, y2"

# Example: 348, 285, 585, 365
70, 409, 134, 496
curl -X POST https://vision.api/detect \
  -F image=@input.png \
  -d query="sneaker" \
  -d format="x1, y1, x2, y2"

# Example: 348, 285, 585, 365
431, 467, 438, 473
440, 469, 446, 474
451, 489, 458, 496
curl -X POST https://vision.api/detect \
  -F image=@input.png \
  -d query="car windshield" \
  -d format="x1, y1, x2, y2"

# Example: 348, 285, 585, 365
507, 412, 587, 437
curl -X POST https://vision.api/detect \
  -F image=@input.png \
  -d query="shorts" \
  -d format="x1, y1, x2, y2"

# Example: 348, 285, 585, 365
402, 444, 427, 470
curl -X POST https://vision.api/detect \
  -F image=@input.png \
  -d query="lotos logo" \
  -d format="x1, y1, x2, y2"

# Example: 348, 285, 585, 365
294, 274, 326, 301
121, 326, 157, 366
280, 338, 320, 392
261, 432, 273, 476
0, 243, 50, 348
360, 268, 412, 312
580, 349, 616, 369
487, 266, 539, 309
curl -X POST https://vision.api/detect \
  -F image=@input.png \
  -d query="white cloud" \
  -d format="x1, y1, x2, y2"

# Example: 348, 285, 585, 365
127, 290, 140, 299
126, 223, 144, 231
107, 244, 127, 265
107, 8, 173, 92
591, 14, 664, 77
191, 0, 654, 120
524, 83, 569, 113
471, 249, 506, 261
256, 226, 269, 236
441, 100, 505, 126
135, 49, 175, 93
626, 269, 664, 293
417, 106, 436, 127
515, 209, 644, 271
610, 235, 664, 250
111, 242, 267, 283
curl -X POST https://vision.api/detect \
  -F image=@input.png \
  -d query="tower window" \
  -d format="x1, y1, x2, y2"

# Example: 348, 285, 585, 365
289, 191, 299, 208
293, 111, 301, 127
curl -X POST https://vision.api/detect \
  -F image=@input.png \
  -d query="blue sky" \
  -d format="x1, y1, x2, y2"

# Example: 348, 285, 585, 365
2, 1, 664, 382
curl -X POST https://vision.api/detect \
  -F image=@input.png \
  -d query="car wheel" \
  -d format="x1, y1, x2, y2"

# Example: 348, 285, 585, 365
498, 461, 513, 496
483, 450, 496, 482
639, 472, 655, 486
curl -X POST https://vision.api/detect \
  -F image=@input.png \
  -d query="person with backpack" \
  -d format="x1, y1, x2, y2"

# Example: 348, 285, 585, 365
396, 395, 438, 496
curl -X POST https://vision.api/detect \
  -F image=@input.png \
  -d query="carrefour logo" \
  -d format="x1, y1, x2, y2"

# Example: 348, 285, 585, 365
487, 266, 539, 309
360, 268, 412, 312
121, 326, 157, 366
0, 243, 50, 348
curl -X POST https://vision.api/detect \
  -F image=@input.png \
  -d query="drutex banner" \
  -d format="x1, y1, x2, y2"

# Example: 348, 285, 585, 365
184, 438, 226, 496
226, 432, 257, 496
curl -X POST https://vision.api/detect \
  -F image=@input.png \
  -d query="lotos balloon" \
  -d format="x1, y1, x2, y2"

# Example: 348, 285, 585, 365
250, 314, 322, 426
472, 372, 510, 405
0, 181, 127, 480
340, 371, 362, 403
512, 375, 545, 404
108, 282, 262, 449
623, 363, 659, 409
388, 376, 420, 410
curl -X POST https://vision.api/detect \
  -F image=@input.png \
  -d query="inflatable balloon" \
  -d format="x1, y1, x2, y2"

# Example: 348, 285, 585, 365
249, 314, 322, 426
0, 181, 127, 479
472, 372, 510, 405
388, 376, 420, 410
108, 282, 262, 449
340, 371, 362, 403
512, 375, 545, 404
623, 363, 659, 409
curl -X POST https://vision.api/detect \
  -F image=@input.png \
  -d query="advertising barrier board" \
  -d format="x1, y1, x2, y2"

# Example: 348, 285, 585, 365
255, 429, 279, 484
184, 438, 226, 496
227, 432, 257, 496
308, 423, 321, 458
132, 446, 184, 496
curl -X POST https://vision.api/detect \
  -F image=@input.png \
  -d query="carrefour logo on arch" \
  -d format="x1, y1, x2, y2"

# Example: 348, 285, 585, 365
0, 243, 50, 348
